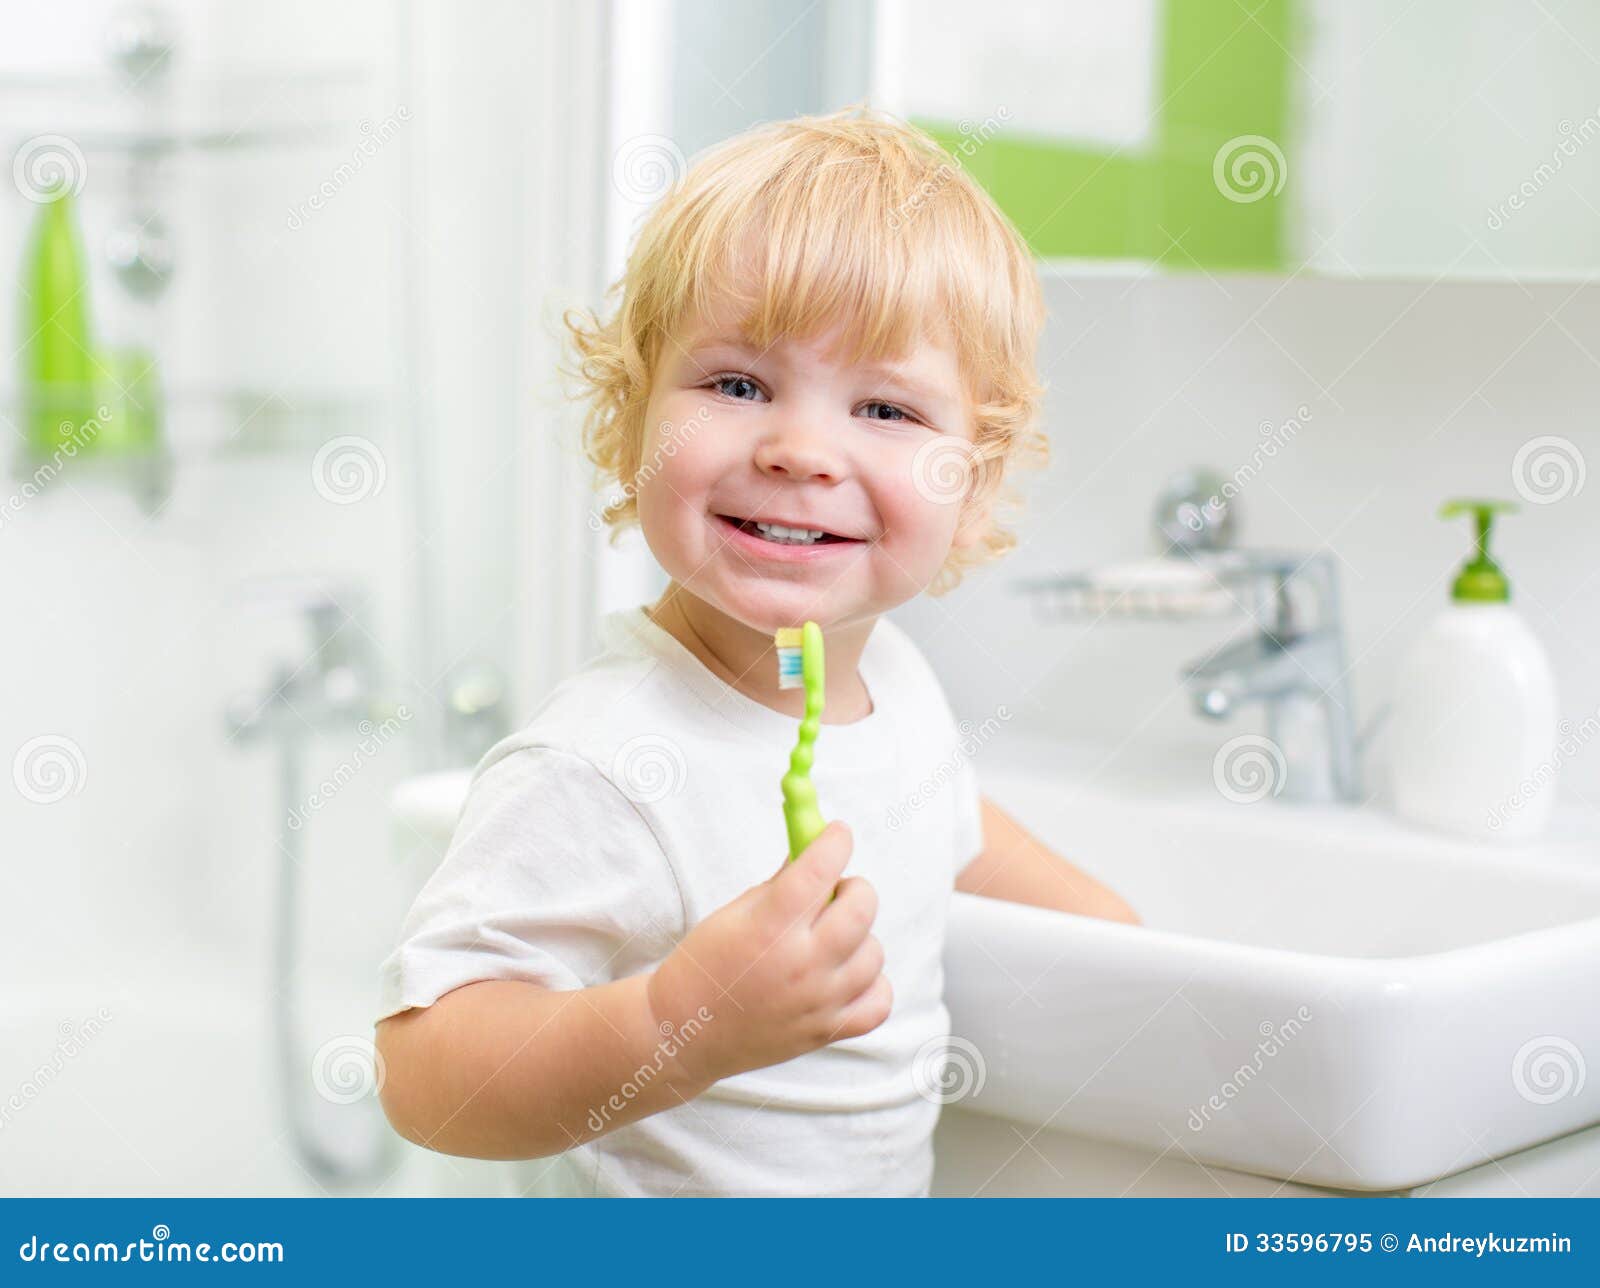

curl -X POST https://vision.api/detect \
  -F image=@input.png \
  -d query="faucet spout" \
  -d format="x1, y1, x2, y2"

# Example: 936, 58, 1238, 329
1179, 554, 1361, 803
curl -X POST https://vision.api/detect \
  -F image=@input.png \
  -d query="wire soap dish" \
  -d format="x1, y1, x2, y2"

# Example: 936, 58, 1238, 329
1014, 552, 1255, 622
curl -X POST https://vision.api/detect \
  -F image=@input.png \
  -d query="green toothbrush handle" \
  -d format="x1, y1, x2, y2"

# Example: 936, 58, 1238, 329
782, 621, 827, 861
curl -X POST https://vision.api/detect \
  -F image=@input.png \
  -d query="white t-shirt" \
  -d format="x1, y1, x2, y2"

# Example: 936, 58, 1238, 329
377, 604, 985, 1197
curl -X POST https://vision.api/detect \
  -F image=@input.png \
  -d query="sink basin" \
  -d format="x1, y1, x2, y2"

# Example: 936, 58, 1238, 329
949, 740, 1600, 1192
389, 740, 1600, 1193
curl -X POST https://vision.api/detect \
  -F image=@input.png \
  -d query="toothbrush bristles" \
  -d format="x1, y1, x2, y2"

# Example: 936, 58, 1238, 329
774, 628, 805, 689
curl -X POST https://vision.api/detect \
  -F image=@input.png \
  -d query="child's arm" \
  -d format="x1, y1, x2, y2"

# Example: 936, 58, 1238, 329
955, 795, 1140, 925
376, 821, 888, 1160
376, 974, 704, 1160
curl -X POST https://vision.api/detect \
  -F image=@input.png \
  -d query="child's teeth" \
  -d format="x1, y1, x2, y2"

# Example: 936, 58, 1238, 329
753, 521, 824, 544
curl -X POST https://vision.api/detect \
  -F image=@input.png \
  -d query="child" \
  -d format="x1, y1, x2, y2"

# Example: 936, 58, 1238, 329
374, 104, 1137, 1199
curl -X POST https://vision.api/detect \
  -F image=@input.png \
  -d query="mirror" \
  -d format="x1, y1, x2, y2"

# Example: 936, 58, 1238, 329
873, 0, 1600, 280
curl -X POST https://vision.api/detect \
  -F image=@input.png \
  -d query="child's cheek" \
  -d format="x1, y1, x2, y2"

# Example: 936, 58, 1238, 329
640, 409, 712, 498
882, 444, 964, 559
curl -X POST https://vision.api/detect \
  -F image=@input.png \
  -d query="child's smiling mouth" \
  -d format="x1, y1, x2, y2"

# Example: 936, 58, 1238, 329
713, 512, 869, 558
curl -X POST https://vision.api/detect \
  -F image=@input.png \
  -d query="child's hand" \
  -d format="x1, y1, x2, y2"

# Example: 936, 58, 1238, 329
647, 820, 891, 1084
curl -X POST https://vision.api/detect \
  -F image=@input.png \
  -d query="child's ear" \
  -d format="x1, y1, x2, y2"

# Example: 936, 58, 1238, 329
952, 496, 989, 551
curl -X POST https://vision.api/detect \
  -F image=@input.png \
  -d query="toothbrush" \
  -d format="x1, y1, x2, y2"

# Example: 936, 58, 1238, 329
775, 621, 826, 862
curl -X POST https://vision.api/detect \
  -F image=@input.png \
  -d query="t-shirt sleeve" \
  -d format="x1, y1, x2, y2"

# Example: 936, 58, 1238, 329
952, 746, 985, 873
376, 745, 685, 1022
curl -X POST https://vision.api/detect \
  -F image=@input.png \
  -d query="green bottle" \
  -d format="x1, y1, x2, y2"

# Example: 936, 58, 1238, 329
19, 187, 96, 457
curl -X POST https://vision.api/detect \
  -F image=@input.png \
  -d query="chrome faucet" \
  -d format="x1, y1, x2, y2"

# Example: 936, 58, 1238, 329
1016, 469, 1363, 804
1181, 551, 1360, 802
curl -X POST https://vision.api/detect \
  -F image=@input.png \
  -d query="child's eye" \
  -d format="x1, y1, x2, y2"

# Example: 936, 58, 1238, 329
709, 374, 766, 402
859, 401, 915, 424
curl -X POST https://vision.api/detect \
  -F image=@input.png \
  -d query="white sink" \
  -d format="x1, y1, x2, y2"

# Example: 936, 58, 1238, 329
390, 740, 1600, 1193
951, 739, 1600, 1192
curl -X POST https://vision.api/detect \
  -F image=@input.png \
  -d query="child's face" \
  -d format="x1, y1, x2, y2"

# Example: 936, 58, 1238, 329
634, 301, 982, 635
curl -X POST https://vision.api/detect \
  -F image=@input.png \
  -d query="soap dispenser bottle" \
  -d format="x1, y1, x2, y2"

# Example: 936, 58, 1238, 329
1389, 500, 1558, 841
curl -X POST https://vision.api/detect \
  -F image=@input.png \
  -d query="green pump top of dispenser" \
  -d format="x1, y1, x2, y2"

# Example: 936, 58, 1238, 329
1440, 498, 1516, 603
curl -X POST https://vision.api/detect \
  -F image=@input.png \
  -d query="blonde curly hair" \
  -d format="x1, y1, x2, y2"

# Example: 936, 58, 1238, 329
563, 103, 1047, 596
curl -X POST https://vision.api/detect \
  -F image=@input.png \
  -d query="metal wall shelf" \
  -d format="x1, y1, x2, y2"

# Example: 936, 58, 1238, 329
6, 387, 388, 510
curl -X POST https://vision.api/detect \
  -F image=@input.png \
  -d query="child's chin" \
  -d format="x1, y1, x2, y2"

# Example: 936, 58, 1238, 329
723, 585, 845, 636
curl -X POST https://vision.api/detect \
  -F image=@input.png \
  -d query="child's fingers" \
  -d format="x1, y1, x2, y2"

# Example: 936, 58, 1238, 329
830, 972, 894, 1041
765, 820, 852, 922
831, 932, 884, 1001
813, 874, 878, 957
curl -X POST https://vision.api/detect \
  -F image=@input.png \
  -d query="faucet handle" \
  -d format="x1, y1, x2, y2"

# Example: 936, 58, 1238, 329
1153, 468, 1236, 553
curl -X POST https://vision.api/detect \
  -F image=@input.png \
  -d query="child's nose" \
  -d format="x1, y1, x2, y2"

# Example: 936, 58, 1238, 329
753, 415, 845, 483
